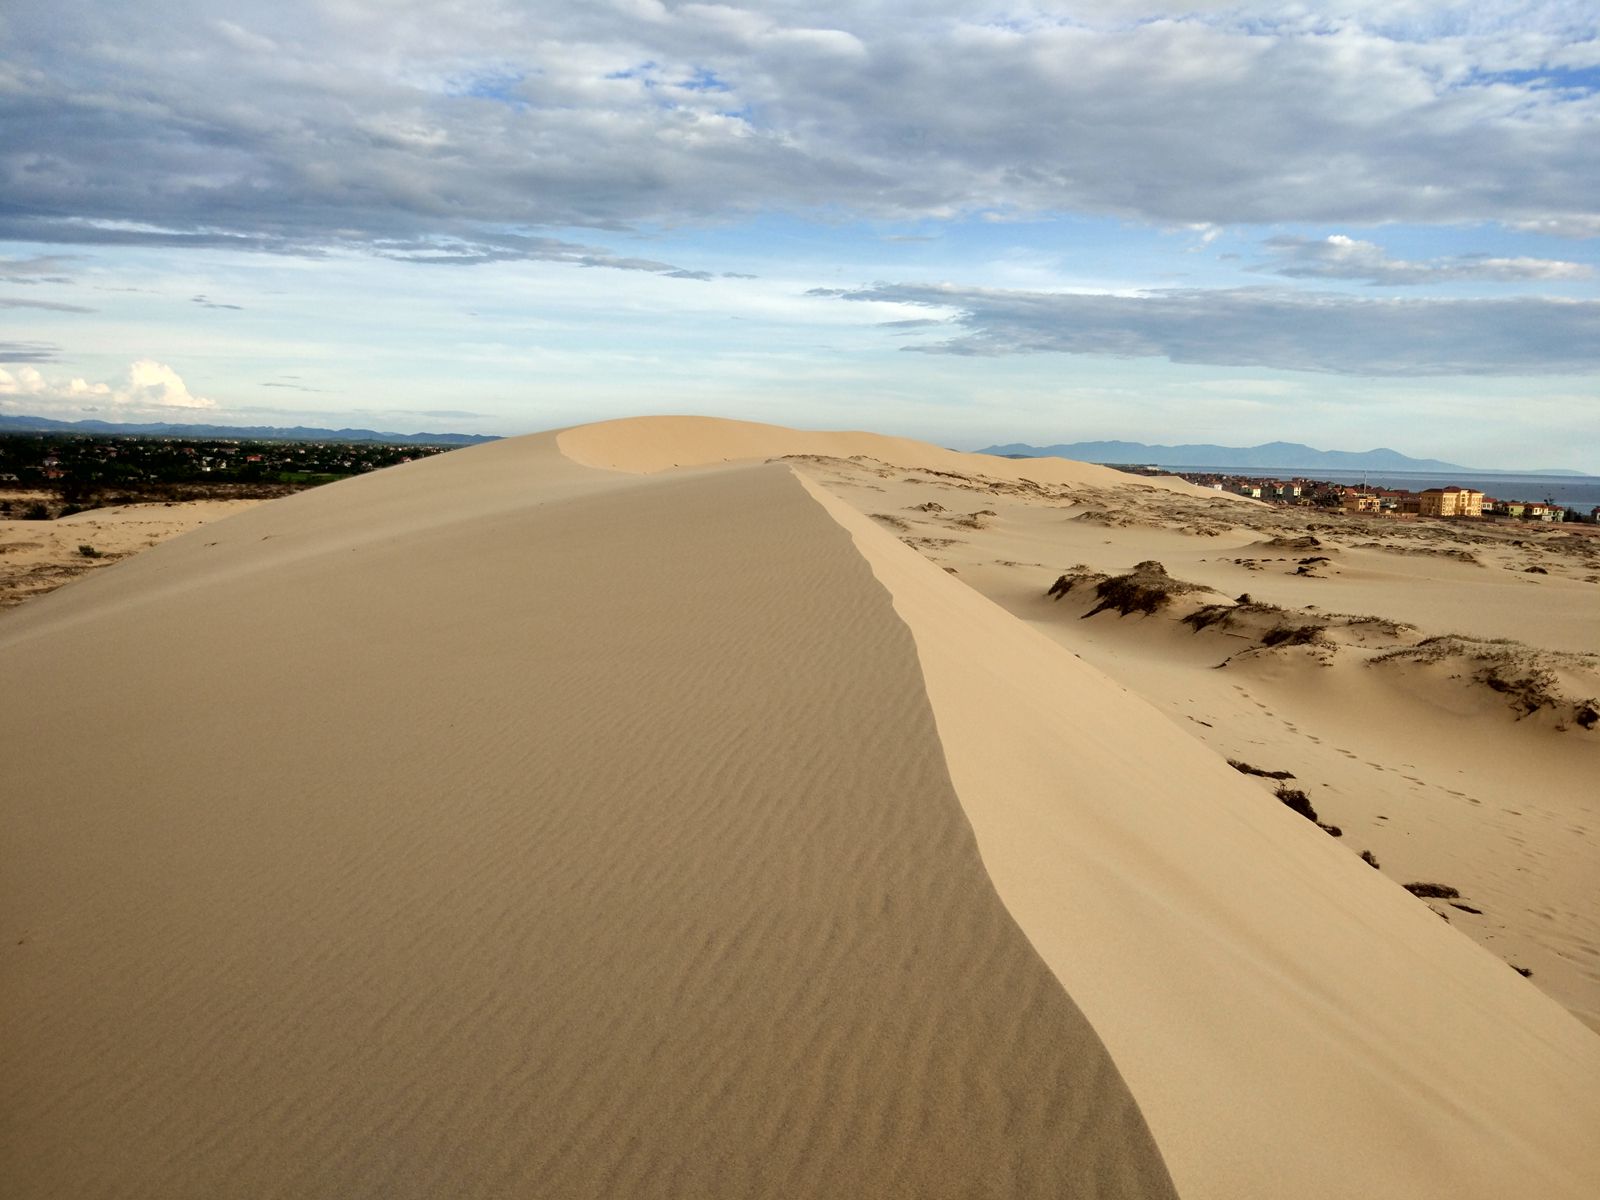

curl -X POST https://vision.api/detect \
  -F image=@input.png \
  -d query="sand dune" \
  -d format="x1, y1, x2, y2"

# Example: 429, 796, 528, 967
3, 417, 1598, 1198
787, 442, 1600, 1028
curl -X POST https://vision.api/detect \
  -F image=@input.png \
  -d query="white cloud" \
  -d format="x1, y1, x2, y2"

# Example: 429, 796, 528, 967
0, 360, 217, 412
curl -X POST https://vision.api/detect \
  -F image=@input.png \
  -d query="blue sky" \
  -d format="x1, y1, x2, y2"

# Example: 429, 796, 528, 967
2, 1, 1598, 469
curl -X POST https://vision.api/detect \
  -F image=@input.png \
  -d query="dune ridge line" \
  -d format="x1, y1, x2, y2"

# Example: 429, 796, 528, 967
1, 441, 1175, 1198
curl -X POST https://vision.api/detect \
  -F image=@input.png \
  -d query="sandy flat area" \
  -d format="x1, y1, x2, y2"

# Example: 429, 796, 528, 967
3, 417, 1598, 1198
0, 491, 262, 608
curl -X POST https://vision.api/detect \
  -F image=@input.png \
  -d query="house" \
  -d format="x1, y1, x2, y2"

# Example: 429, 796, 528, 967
1342, 492, 1380, 514
1416, 486, 1483, 518
1495, 500, 1563, 522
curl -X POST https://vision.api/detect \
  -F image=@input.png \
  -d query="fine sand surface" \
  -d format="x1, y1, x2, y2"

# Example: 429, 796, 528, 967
4, 416, 1599, 1199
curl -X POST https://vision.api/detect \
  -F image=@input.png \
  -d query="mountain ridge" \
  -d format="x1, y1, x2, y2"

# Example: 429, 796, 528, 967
978, 439, 1584, 476
0, 413, 499, 445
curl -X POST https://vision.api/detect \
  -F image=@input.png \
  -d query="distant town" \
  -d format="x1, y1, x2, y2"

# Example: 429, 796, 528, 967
1112, 466, 1599, 525
0, 432, 465, 517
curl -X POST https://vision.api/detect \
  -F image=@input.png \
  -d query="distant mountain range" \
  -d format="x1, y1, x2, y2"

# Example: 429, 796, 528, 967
0, 413, 499, 446
978, 439, 1583, 477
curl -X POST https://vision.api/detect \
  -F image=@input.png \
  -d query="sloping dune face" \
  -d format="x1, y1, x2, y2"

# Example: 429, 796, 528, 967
0, 435, 1174, 1198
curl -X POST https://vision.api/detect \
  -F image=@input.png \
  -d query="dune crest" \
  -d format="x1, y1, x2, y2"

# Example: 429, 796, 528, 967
557, 413, 1216, 496
2, 432, 1175, 1198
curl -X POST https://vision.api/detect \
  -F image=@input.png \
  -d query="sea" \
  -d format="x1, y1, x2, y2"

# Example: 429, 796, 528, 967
1175, 467, 1600, 512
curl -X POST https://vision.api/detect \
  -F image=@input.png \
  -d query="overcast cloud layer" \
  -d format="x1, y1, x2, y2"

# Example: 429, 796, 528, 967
5, 1, 1600, 249
822, 284, 1600, 375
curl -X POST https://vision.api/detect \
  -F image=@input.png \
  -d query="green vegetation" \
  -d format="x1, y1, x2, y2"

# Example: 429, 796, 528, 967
1, 432, 462, 516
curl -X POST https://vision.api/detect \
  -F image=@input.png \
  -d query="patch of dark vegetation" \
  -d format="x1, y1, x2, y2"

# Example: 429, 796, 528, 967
1361, 850, 1380, 869
1403, 882, 1461, 899
1083, 561, 1189, 617
1049, 560, 1212, 618
75, 544, 102, 558
1181, 598, 1289, 635
1449, 902, 1483, 914
909, 501, 944, 512
1182, 603, 1236, 632
1046, 567, 1102, 600
1274, 784, 1318, 822
1524, 565, 1548, 574
1480, 668, 1563, 718
1371, 636, 1600, 731
1317, 822, 1343, 837
870, 513, 911, 531
1261, 624, 1327, 648
1512, 964, 1534, 977
1228, 758, 1295, 780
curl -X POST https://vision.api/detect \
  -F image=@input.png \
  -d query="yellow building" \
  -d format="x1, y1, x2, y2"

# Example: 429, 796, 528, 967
1417, 486, 1483, 517
1342, 492, 1380, 514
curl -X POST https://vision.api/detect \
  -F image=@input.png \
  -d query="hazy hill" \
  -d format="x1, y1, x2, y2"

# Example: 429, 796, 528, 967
980, 439, 1581, 476
0, 413, 499, 445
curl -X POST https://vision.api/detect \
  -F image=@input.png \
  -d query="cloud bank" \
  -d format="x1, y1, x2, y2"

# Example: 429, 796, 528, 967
1256, 235, 1594, 285
822, 283, 1600, 376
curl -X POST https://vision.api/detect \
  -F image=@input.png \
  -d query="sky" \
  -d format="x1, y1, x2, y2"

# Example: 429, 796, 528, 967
2, 1, 1598, 470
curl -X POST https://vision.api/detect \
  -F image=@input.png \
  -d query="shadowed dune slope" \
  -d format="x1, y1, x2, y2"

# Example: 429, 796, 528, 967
802, 476, 1600, 1200
0, 439, 1175, 1199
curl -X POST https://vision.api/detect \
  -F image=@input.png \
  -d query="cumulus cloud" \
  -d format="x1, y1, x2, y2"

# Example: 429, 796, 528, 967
1, 1, 1597, 257
1256, 235, 1595, 285
0, 360, 217, 412
824, 283, 1600, 376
